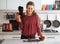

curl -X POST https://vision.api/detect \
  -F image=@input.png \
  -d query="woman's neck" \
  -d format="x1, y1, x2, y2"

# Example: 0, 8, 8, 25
27, 14, 32, 16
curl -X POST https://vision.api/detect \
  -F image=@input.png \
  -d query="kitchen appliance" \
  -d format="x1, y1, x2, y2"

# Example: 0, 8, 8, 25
6, 13, 15, 20
9, 20, 19, 31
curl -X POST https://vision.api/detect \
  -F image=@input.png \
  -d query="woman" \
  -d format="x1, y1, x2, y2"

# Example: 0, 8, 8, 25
16, 1, 45, 40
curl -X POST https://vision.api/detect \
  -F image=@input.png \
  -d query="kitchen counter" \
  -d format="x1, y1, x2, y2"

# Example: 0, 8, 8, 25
0, 31, 60, 35
0, 31, 60, 41
2, 38, 60, 44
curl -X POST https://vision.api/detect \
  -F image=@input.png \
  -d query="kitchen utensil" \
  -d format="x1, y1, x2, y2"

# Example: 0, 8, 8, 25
52, 14, 60, 28
44, 14, 51, 28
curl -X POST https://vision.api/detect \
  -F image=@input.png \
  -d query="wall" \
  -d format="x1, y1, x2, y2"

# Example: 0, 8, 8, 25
0, 12, 9, 25
37, 11, 60, 33
0, 10, 60, 33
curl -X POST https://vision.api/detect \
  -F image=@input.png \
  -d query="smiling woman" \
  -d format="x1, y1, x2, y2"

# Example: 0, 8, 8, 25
16, 1, 45, 40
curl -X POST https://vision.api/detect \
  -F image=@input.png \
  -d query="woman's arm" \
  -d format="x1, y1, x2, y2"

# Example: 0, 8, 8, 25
16, 13, 22, 22
36, 15, 45, 40
16, 12, 23, 30
36, 15, 42, 37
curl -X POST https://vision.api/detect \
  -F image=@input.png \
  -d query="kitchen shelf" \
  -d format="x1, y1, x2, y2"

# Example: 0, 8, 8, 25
0, 31, 60, 35
0, 10, 60, 13
36, 10, 60, 14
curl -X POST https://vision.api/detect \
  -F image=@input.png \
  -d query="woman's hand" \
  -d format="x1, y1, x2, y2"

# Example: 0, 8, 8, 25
16, 15, 22, 22
38, 35, 45, 41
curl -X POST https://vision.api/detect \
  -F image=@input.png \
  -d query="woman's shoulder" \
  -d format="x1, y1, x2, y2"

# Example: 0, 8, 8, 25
34, 13, 39, 17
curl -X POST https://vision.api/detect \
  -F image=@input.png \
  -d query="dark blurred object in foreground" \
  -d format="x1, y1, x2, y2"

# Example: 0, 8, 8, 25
18, 6, 24, 18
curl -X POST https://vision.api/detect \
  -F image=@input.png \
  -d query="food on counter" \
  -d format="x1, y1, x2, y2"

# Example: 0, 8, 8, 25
23, 38, 40, 42
23, 36, 45, 42
2, 23, 12, 32
39, 36, 45, 41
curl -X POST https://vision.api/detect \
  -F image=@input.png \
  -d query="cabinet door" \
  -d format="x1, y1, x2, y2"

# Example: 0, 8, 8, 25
7, 0, 20, 10
0, 0, 6, 9
7, 0, 41, 10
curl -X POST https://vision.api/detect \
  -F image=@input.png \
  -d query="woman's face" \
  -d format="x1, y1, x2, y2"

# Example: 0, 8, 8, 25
27, 5, 34, 15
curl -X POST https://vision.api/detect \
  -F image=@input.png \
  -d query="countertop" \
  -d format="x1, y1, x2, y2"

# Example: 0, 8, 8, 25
2, 38, 60, 44
0, 31, 60, 35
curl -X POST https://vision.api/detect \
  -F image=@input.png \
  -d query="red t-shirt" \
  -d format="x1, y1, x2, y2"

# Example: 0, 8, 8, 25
18, 14, 42, 37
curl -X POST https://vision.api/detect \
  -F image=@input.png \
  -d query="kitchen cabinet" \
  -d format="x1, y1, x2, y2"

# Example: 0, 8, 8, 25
0, 0, 55, 10
6, 0, 55, 10
0, 0, 41, 10
7, 0, 41, 10
0, 0, 6, 9
0, 0, 22, 10
7, 0, 20, 10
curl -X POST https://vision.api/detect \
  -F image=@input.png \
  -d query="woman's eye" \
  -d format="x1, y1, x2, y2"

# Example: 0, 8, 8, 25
28, 8, 33, 9
31, 8, 32, 9
28, 8, 30, 9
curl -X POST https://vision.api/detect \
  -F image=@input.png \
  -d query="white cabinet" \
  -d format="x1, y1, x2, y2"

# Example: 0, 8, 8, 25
7, 0, 41, 10
0, 0, 41, 10
0, 0, 55, 10
0, 0, 21, 10
7, 0, 20, 10
0, 0, 6, 9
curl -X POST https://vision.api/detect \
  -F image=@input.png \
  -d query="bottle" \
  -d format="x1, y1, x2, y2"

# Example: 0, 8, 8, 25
8, 23, 12, 31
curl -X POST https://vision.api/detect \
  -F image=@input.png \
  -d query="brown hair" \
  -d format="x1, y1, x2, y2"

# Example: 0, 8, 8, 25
26, 1, 36, 15
26, 1, 34, 8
